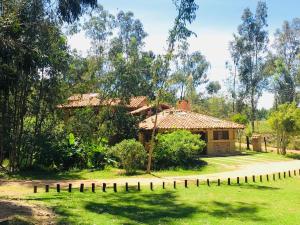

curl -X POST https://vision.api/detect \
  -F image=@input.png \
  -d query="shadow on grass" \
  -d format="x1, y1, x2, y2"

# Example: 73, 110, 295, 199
230, 183, 280, 190
84, 192, 197, 224
205, 201, 267, 221
28, 188, 270, 224
4, 170, 83, 180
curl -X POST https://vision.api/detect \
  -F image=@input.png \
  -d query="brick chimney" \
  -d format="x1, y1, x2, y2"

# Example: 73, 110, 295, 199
177, 99, 191, 111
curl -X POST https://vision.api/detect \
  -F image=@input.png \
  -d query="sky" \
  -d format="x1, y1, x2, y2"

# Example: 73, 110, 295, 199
68, 0, 300, 109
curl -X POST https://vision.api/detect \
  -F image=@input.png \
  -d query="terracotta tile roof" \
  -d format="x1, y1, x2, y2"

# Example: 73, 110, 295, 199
57, 94, 148, 109
139, 109, 245, 130
130, 103, 171, 115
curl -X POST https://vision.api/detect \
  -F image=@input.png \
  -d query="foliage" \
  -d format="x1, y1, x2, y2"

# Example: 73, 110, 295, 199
194, 96, 232, 119
110, 139, 147, 174
231, 113, 249, 125
206, 81, 221, 95
153, 130, 206, 169
0, 0, 70, 171
171, 41, 210, 99
268, 102, 300, 154
230, 1, 269, 132
265, 18, 300, 105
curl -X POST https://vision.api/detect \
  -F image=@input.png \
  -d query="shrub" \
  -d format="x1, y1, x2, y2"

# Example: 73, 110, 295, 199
153, 130, 206, 169
86, 143, 115, 169
110, 139, 146, 174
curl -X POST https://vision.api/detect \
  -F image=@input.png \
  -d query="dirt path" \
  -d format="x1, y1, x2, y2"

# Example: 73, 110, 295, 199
0, 199, 55, 224
1, 160, 300, 192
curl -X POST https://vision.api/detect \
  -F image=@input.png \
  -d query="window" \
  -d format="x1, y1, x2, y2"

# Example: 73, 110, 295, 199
213, 131, 229, 140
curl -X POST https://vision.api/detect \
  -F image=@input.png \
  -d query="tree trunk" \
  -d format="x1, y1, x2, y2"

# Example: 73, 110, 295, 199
146, 98, 159, 173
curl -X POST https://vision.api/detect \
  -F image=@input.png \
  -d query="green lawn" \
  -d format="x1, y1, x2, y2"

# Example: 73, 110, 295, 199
0, 151, 293, 180
23, 176, 300, 225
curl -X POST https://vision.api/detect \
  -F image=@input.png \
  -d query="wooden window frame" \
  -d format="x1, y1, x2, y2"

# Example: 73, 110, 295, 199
213, 130, 229, 140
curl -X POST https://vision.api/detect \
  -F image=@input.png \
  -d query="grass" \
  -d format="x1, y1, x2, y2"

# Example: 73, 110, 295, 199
22, 176, 300, 225
0, 151, 293, 180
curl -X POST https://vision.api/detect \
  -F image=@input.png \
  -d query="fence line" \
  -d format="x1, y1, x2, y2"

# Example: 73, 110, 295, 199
33, 169, 300, 193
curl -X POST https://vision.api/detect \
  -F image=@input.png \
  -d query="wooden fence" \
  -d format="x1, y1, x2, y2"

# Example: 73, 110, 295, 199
33, 169, 300, 193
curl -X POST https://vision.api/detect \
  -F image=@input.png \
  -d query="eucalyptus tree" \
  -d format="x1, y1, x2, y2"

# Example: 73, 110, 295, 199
266, 19, 300, 105
171, 41, 210, 100
231, 1, 269, 132
147, 0, 199, 173
206, 81, 221, 95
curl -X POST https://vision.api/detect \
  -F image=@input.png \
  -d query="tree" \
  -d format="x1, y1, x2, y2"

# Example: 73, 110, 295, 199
82, 6, 155, 100
0, 0, 69, 171
206, 81, 221, 95
266, 19, 300, 106
171, 41, 209, 99
147, 0, 199, 173
268, 102, 300, 155
227, 35, 241, 113
231, 1, 269, 132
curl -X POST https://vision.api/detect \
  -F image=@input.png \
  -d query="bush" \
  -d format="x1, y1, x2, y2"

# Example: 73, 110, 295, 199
153, 130, 206, 169
110, 139, 146, 174
86, 143, 114, 169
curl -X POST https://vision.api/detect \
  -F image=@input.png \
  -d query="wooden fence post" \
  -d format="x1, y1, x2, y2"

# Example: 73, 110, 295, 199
113, 183, 117, 192
125, 182, 129, 192
273, 174, 275, 181
68, 184, 72, 193
56, 184, 60, 193
245, 176, 248, 183
92, 183, 95, 193
207, 179, 210, 186
163, 182, 165, 189
237, 177, 239, 184
288, 171, 291, 177
260, 175, 262, 182
196, 179, 199, 187
266, 174, 269, 182
80, 184, 84, 192
278, 172, 281, 179
294, 170, 296, 176
246, 136, 250, 150
217, 179, 220, 186
184, 180, 188, 188
45, 185, 49, 193
102, 183, 106, 192
252, 175, 255, 182
137, 182, 140, 191
150, 182, 153, 191
173, 181, 176, 189
34, 186, 37, 193
284, 172, 286, 178
227, 178, 231, 185
264, 137, 267, 152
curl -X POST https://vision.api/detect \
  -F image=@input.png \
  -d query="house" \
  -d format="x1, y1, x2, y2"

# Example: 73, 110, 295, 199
57, 93, 170, 119
138, 100, 245, 155
57, 94, 244, 155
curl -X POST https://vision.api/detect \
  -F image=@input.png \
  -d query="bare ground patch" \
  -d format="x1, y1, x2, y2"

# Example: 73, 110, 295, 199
0, 199, 55, 225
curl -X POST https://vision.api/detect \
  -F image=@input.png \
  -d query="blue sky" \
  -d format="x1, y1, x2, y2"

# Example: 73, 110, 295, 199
68, 0, 300, 109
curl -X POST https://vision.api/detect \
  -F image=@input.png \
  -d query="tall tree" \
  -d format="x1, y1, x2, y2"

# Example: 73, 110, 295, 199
171, 41, 209, 100
147, 0, 199, 173
231, 1, 269, 132
266, 18, 300, 105
0, 0, 69, 171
